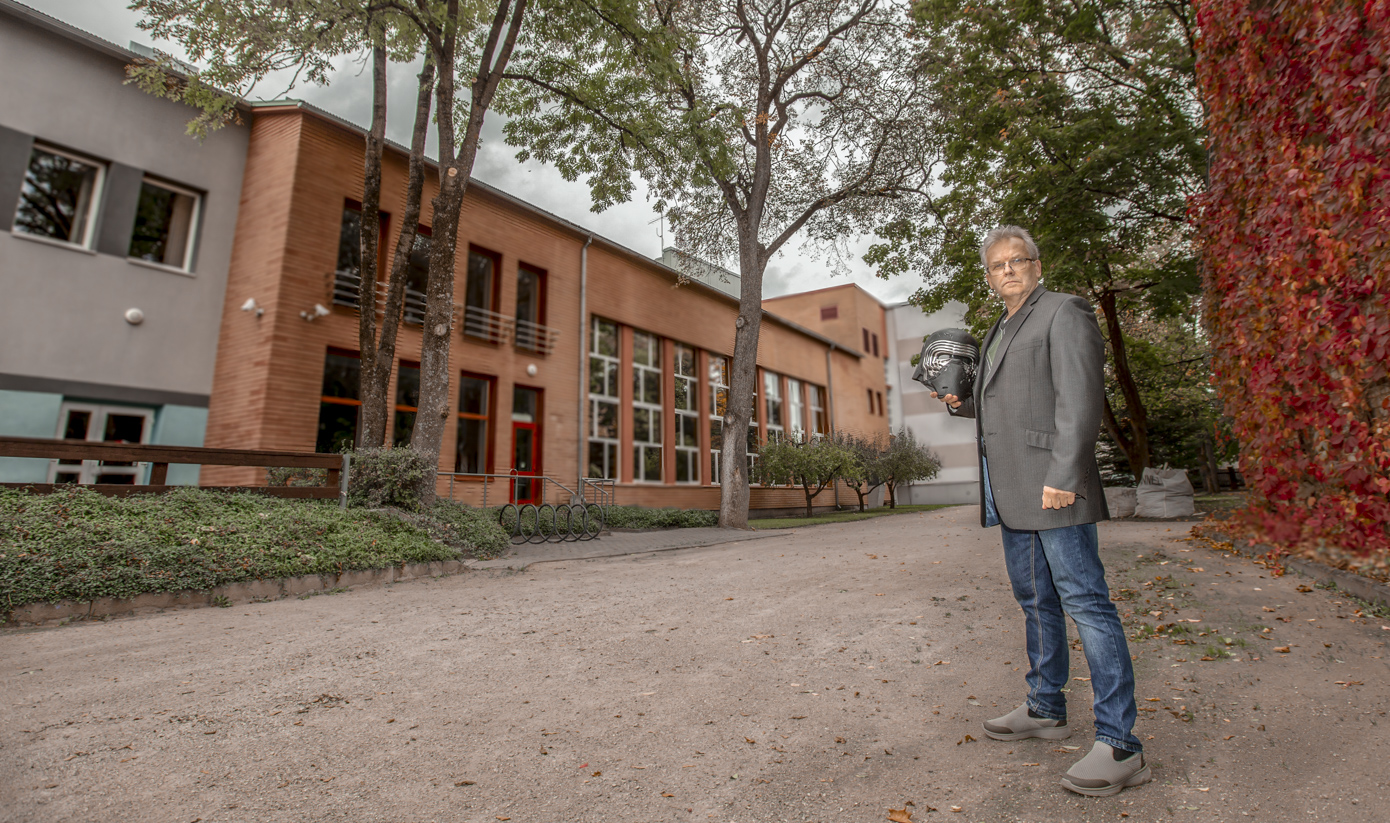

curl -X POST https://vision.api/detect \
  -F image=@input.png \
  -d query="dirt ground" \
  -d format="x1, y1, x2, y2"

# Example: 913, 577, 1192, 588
3, 504, 1388, 823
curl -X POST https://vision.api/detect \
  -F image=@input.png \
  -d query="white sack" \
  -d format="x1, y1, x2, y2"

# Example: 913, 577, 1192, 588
1135, 467, 1195, 518
1104, 486, 1138, 518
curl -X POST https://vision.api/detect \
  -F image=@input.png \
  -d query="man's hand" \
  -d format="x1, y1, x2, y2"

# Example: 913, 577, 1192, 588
929, 390, 962, 410
1042, 486, 1076, 509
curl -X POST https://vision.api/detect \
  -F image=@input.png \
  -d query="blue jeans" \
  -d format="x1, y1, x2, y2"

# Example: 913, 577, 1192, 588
989, 477, 1141, 752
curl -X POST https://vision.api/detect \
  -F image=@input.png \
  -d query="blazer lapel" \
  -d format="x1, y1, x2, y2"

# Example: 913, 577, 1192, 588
979, 286, 1048, 395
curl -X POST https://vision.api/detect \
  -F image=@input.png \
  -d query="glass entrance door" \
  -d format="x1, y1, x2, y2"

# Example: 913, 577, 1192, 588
511, 387, 542, 504
50, 403, 154, 484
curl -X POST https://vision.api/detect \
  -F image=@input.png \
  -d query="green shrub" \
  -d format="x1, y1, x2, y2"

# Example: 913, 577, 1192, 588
347, 448, 434, 511
0, 486, 456, 611
405, 501, 511, 560
603, 506, 718, 530
265, 466, 329, 487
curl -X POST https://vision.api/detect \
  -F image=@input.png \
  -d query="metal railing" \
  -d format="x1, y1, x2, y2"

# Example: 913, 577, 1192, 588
463, 305, 513, 344
514, 317, 561, 354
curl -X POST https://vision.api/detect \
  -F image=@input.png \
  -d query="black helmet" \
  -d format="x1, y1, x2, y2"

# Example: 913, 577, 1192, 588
911, 328, 980, 399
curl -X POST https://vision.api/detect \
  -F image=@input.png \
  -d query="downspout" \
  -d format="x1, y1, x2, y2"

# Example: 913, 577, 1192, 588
576, 234, 594, 502
826, 343, 841, 510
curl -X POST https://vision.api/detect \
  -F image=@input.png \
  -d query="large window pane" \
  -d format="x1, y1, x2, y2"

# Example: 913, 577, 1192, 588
455, 374, 493, 473
128, 180, 198, 269
632, 331, 663, 482
588, 318, 621, 478
404, 233, 431, 325
673, 344, 699, 482
318, 350, 361, 452
393, 363, 420, 446
14, 146, 102, 245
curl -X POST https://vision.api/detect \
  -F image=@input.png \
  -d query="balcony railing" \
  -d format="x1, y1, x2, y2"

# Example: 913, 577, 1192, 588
514, 317, 560, 355
331, 268, 363, 308
464, 305, 514, 344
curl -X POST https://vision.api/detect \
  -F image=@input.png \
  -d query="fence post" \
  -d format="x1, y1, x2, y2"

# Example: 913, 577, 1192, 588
339, 453, 351, 510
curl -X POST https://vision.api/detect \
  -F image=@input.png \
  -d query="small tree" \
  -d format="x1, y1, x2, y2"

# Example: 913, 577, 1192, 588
878, 428, 941, 509
840, 432, 888, 512
755, 432, 862, 519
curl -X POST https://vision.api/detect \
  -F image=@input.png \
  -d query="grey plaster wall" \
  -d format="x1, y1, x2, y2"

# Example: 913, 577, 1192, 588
0, 7, 248, 400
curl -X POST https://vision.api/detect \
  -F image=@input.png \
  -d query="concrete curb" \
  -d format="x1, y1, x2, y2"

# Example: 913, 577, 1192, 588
4, 558, 470, 628
1198, 528, 1390, 611
467, 530, 785, 571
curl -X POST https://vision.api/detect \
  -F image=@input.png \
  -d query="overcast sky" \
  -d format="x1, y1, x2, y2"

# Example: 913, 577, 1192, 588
27, 0, 919, 304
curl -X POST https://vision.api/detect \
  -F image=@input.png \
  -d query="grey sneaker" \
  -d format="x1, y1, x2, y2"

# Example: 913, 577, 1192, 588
1060, 742, 1151, 797
982, 703, 1072, 741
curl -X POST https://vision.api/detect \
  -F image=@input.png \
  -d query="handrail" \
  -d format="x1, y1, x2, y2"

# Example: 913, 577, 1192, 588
0, 437, 349, 506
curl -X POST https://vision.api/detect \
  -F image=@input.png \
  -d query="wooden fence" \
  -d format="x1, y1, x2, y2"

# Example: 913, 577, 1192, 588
0, 437, 348, 506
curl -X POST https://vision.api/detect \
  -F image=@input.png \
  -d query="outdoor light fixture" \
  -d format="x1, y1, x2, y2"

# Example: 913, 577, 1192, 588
240, 298, 264, 317
526, 364, 538, 377
124, 308, 144, 325
299, 303, 331, 321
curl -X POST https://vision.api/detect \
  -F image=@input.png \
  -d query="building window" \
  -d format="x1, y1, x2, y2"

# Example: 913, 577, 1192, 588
456, 373, 493, 473
332, 202, 389, 309
868, 388, 876, 414
673, 344, 699, 483
877, 390, 885, 416
462, 247, 502, 340
13, 144, 104, 247
392, 361, 420, 446
50, 403, 154, 485
403, 231, 431, 325
588, 317, 621, 479
317, 349, 361, 453
632, 330, 663, 482
807, 383, 828, 436
763, 370, 785, 443
787, 379, 805, 438
514, 265, 547, 351
708, 354, 728, 484
862, 328, 871, 352
872, 332, 880, 357
820, 305, 838, 321
128, 178, 199, 270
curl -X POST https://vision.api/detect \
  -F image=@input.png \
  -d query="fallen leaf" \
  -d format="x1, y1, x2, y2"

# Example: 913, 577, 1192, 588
662, 792, 675, 797
1073, 676, 1090, 682
1224, 735, 1235, 740
1197, 787, 1210, 792
1022, 762, 1040, 766
455, 780, 476, 786
1274, 646, 1291, 653
1296, 585, 1313, 593
951, 806, 963, 813
745, 737, 756, 744
835, 736, 846, 744
887, 808, 913, 823
791, 715, 807, 720
497, 817, 510, 821
592, 771, 602, 777
956, 734, 975, 745
1262, 607, 1276, 612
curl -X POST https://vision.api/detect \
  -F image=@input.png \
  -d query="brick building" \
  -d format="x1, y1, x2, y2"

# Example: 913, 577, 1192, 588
204, 102, 890, 513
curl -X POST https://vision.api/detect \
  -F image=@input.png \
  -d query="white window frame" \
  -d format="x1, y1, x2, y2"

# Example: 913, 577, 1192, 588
128, 176, 201, 273
15, 143, 106, 250
763, 370, 784, 443
587, 317, 621, 479
708, 354, 729, 485
49, 402, 154, 485
632, 330, 663, 483
786, 378, 805, 439
807, 383, 828, 437
673, 343, 699, 484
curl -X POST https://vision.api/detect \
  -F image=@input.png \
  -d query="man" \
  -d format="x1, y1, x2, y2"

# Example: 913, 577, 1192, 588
932, 225, 1148, 797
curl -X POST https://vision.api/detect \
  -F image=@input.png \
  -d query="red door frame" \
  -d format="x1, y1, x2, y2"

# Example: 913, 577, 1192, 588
511, 420, 540, 504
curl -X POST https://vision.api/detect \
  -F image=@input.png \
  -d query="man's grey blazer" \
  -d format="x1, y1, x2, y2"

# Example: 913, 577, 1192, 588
951, 286, 1111, 530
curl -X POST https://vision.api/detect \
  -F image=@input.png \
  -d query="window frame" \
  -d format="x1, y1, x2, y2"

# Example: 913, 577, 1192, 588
455, 371, 496, 474
317, 347, 362, 453
673, 343, 700, 484
48, 402, 154, 485
127, 175, 201, 273
392, 360, 421, 447
631, 330, 664, 483
708, 353, 729, 485
587, 317, 622, 479
514, 263, 548, 352
13, 142, 106, 250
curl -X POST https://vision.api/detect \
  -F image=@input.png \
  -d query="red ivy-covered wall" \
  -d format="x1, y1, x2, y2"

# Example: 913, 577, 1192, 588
1194, 0, 1390, 574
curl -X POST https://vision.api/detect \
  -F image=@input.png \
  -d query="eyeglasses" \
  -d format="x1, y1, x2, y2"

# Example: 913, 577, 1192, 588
986, 256, 1036, 275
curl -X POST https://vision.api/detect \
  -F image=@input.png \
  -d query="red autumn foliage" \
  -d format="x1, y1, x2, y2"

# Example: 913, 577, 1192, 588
1193, 0, 1390, 576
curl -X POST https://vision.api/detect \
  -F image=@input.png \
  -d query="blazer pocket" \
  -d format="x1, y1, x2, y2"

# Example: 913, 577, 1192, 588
1025, 429, 1056, 450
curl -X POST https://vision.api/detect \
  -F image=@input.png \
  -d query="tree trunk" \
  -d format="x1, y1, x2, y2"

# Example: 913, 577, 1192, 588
717, 236, 765, 529
355, 39, 388, 449
803, 482, 815, 519
887, 481, 896, 508
362, 58, 436, 446
1201, 436, 1221, 494
1097, 288, 1152, 479
411, 0, 529, 505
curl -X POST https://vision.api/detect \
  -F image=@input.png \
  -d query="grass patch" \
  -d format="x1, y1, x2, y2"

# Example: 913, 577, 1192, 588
0, 486, 463, 612
750, 504, 953, 530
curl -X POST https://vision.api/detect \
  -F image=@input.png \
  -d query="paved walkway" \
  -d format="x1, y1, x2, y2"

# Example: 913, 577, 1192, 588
469, 527, 784, 569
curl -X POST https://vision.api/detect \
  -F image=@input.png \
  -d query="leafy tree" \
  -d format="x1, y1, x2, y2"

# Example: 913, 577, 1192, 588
131, 1, 532, 503
840, 432, 887, 512
755, 431, 862, 519
878, 427, 941, 508
1194, 0, 1390, 569
869, 0, 1206, 479
501, 0, 938, 527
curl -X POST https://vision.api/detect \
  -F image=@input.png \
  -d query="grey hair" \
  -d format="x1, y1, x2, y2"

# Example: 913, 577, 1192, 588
979, 225, 1040, 269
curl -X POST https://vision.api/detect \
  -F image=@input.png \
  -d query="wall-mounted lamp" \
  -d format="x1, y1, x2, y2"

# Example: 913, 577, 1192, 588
300, 303, 331, 322
240, 298, 264, 317
526, 364, 539, 377
124, 308, 145, 325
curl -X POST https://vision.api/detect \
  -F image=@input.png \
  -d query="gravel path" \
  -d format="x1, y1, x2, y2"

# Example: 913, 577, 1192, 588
3, 505, 1388, 823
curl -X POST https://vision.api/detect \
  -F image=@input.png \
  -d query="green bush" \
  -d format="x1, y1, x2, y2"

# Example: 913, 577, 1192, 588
0, 486, 457, 611
405, 500, 511, 560
347, 447, 434, 511
604, 506, 718, 530
265, 466, 329, 487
